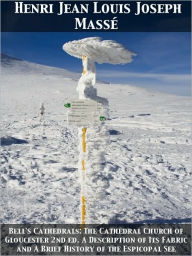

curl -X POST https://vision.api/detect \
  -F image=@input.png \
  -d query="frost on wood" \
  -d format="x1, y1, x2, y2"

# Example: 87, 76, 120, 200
63, 38, 136, 223
77, 56, 97, 99
63, 37, 136, 64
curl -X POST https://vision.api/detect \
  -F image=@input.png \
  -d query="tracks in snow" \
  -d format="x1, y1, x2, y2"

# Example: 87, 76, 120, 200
1, 115, 191, 224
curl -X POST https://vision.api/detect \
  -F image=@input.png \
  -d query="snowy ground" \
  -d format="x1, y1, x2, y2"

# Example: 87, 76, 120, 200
1, 55, 191, 224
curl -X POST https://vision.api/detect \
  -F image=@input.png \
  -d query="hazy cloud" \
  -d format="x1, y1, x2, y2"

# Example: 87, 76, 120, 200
98, 71, 191, 83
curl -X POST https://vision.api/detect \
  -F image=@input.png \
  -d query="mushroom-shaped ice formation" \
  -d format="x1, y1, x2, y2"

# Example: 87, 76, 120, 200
63, 37, 136, 99
63, 37, 136, 64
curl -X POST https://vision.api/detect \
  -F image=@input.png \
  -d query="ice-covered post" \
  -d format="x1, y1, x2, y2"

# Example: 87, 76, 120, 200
63, 37, 135, 225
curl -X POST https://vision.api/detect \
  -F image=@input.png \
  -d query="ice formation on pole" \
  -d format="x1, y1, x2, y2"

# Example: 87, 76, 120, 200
63, 37, 136, 99
63, 37, 136, 224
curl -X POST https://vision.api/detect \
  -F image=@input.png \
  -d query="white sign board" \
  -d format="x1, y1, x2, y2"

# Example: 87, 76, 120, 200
67, 99, 105, 127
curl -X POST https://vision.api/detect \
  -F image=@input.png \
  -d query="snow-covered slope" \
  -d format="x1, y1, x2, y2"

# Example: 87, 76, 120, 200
1, 54, 79, 79
1, 54, 191, 224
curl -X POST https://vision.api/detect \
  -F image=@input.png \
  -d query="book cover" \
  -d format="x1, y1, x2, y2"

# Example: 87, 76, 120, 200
1, 1, 191, 255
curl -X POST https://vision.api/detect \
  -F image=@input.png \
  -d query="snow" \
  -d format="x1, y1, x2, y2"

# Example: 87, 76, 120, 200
63, 37, 136, 64
76, 58, 97, 99
1, 54, 191, 224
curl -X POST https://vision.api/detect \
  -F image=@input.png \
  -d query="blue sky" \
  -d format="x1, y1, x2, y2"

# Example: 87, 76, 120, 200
1, 32, 191, 96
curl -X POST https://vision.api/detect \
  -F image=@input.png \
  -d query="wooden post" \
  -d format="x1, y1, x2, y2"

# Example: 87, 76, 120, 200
81, 56, 87, 226
81, 127, 87, 226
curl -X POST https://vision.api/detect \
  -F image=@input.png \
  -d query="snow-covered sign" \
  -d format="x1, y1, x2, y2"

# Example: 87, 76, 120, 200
67, 99, 105, 127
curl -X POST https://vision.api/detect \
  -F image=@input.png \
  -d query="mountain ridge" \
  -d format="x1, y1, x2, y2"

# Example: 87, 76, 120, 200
1, 53, 109, 84
1, 53, 80, 80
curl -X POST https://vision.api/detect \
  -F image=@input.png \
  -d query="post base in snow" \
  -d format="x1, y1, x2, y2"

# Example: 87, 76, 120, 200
78, 125, 110, 224
79, 127, 87, 225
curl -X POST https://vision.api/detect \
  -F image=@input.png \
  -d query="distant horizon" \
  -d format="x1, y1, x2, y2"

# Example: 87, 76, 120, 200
1, 32, 191, 96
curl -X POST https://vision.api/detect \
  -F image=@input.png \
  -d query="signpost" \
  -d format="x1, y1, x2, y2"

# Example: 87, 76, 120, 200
63, 37, 135, 225
64, 66, 106, 226
67, 100, 105, 127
